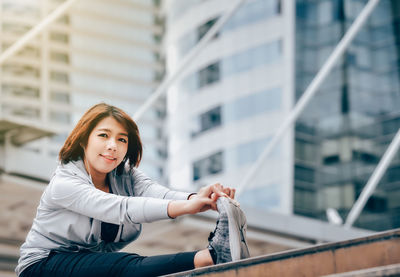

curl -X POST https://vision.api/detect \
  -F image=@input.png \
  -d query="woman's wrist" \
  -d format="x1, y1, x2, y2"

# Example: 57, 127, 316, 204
167, 200, 189, 219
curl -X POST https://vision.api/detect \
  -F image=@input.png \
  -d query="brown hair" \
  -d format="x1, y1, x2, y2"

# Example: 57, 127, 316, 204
59, 103, 142, 174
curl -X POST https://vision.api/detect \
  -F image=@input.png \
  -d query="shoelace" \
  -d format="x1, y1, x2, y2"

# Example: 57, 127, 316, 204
208, 219, 219, 242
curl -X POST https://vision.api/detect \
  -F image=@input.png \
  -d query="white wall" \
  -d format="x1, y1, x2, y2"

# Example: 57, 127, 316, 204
166, 0, 295, 214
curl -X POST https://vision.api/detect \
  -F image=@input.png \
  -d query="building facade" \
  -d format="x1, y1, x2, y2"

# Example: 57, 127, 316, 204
294, 0, 400, 231
164, 0, 295, 214
165, 0, 400, 231
0, 0, 167, 182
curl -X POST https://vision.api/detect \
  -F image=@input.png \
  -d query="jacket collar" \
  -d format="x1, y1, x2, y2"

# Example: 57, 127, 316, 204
61, 159, 91, 182
61, 158, 117, 186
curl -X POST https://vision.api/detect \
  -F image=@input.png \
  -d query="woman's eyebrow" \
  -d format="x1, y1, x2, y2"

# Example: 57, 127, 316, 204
96, 128, 128, 137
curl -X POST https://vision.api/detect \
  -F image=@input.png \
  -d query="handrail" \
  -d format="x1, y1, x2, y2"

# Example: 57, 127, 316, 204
345, 128, 400, 228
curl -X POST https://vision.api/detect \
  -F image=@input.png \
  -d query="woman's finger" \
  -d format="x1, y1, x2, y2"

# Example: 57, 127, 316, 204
222, 188, 231, 198
230, 188, 236, 199
214, 183, 223, 192
210, 183, 226, 198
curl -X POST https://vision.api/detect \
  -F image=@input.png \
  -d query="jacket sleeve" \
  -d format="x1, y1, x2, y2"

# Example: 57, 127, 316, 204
49, 171, 172, 225
131, 168, 191, 200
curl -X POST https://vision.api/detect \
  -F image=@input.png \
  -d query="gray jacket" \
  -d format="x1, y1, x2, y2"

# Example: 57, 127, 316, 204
16, 159, 190, 276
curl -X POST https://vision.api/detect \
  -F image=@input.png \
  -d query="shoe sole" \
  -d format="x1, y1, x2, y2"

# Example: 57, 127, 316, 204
219, 197, 250, 261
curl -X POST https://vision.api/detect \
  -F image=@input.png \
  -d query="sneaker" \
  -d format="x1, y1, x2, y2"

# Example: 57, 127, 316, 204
208, 197, 250, 264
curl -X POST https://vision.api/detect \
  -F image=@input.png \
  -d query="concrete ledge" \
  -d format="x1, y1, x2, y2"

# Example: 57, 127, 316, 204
323, 264, 400, 277
164, 229, 400, 277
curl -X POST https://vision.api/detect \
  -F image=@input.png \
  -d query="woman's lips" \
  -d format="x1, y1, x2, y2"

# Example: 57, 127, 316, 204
100, 154, 117, 162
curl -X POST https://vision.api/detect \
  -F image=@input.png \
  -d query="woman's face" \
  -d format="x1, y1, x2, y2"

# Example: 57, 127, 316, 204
83, 116, 129, 178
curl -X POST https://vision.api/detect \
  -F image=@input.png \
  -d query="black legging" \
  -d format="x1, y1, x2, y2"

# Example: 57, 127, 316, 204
20, 250, 197, 277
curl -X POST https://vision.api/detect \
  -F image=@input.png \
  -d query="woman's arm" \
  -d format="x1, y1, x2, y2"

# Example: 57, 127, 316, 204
49, 172, 172, 224
131, 168, 236, 202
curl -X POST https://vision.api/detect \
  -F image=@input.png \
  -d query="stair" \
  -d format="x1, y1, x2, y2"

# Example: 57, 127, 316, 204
166, 228, 400, 277
0, 238, 20, 276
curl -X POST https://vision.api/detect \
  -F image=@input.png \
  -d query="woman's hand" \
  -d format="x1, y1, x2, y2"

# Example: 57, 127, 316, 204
193, 183, 236, 210
167, 183, 236, 218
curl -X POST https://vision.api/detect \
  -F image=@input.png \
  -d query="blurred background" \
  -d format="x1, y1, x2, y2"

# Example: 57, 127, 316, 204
0, 0, 399, 275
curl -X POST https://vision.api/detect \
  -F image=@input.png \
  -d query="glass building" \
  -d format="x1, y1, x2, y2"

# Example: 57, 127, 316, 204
294, 0, 400, 231
0, 0, 167, 182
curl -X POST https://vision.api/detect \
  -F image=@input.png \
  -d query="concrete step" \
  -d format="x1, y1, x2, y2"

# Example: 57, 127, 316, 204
0, 239, 21, 275
323, 263, 400, 277
0, 270, 16, 277
165, 228, 400, 277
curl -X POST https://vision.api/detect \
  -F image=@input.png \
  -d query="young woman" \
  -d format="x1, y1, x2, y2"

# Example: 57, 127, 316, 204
16, 103, 249, 277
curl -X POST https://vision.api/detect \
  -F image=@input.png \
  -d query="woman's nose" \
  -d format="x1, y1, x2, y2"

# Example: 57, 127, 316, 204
107, 139, 117, 150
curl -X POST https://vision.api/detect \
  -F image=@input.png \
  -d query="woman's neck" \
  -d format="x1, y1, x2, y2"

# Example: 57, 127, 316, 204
83, 159, 109, 192
92, 174, 108, 192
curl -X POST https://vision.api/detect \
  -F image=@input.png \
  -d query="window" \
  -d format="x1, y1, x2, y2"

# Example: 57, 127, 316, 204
50, 51, 69, 64
193, 151, 223, 181
2, 64, 39, 78
192, 106, 222, 137
50, 71, 69, 84
239, 185, 281, 210
50, 91, 70, 103
223, 88, 281, 123
198, 62, 220, 88
2, 84, 39, 98
321, 184, 355, 210
295, 165, 315, 183
177, 16, 218, 57
382, 118, 400, 135
198, 17, 219, 41
50, 111, 70, 124
56, 15, 70, 24
50, 32, 69, 44
365, 195, 387, 212
2, 22, 30, 36
352, 150, 378, 164
235, 138, 270, 166
294, 187, 316, 211
324, 155, 340, 165
295, 139, 317, 162
386, 165, 400, 183
11, 107, 40, 119
222, 41, 282, 76
10, 45, 40, 59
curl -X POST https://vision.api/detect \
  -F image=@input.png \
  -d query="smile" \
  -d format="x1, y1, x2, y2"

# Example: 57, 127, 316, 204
100, 154, 117, 161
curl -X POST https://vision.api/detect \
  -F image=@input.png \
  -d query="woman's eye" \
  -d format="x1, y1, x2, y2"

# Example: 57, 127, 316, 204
119, 138, 127, 143
99, 133, 107, 138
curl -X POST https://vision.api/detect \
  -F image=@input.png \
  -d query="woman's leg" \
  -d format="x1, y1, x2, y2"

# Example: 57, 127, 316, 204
20, 250, 199, 277
194, 249, 214, 268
